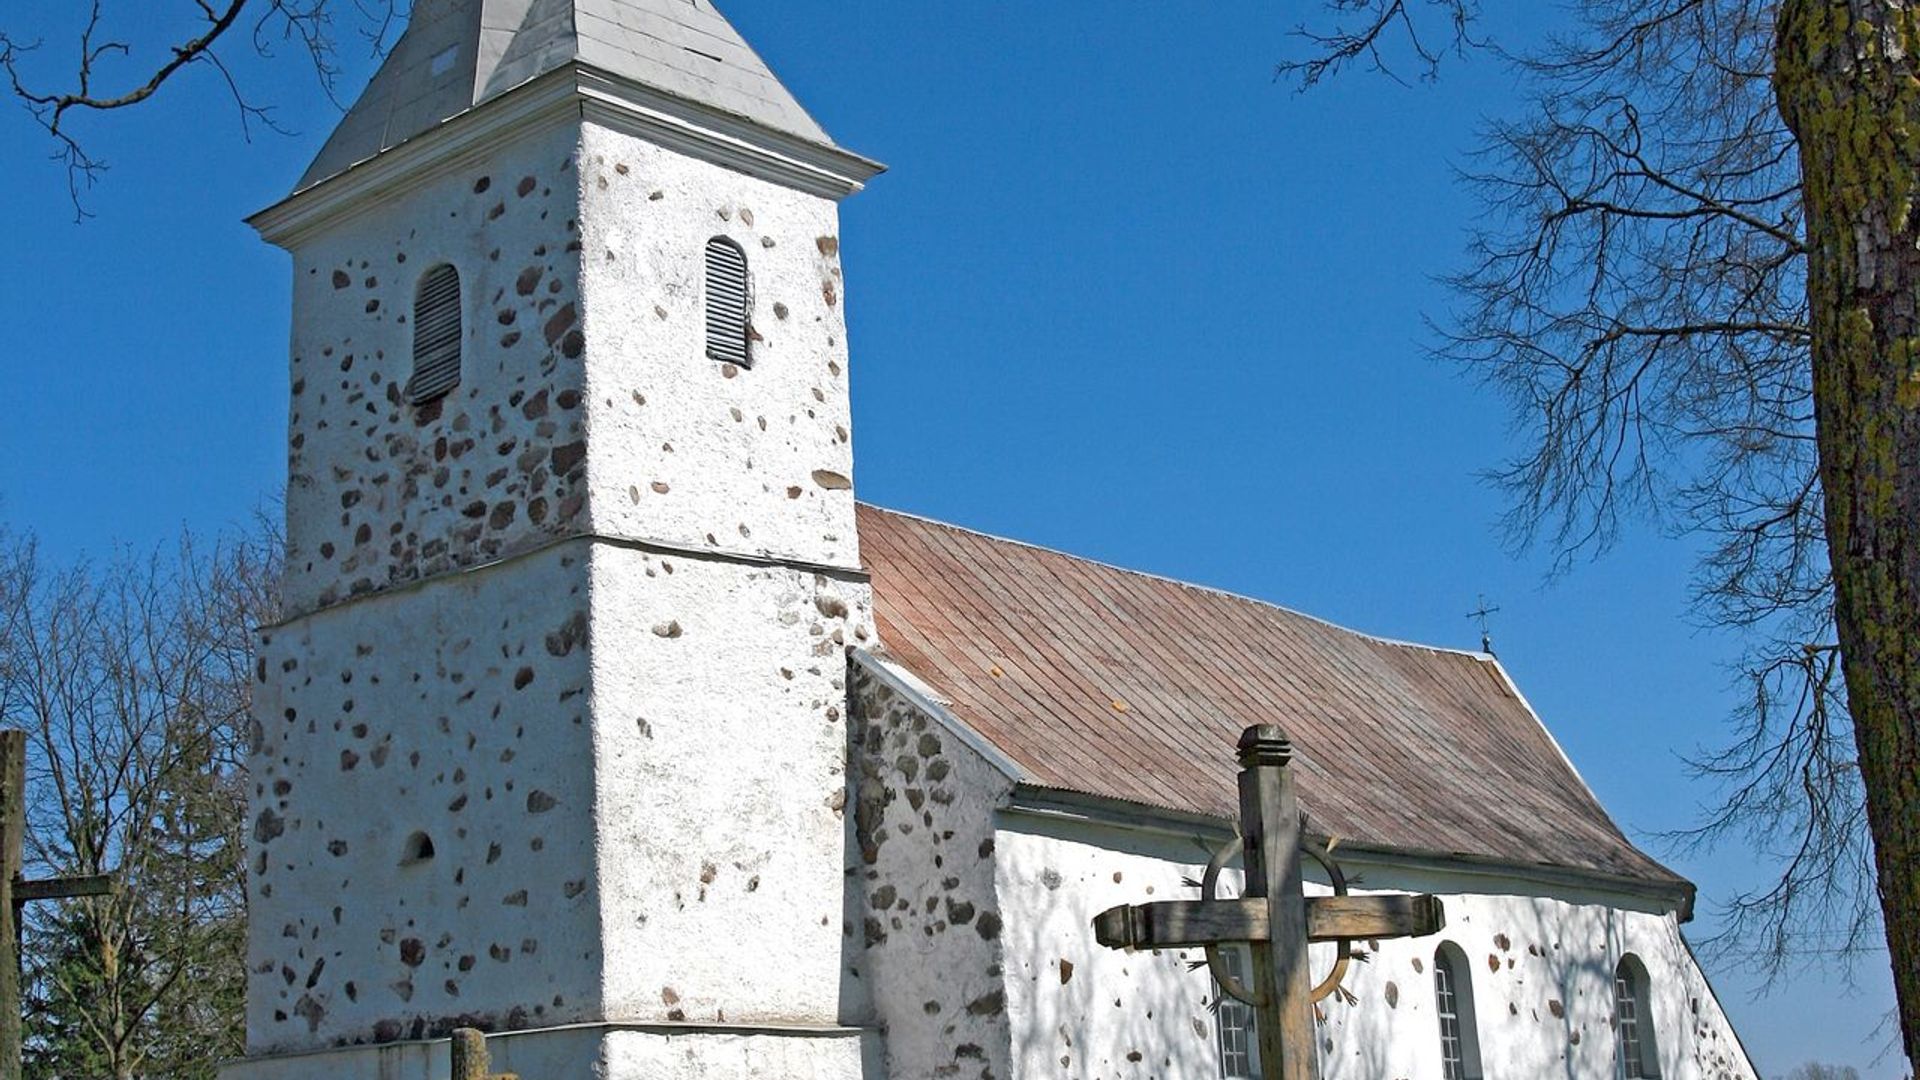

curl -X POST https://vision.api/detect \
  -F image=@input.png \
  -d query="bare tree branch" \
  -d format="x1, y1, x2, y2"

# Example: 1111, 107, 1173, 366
0, 0, 395, 219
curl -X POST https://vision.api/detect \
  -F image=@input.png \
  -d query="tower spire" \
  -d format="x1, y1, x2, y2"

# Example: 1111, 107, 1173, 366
300, 0, 837, 189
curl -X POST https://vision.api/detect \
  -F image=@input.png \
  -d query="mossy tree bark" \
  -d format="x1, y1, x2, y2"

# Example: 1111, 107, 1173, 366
1776, 0, 1920, 1063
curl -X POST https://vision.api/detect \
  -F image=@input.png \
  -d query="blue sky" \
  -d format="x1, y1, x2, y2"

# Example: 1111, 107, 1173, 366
0, 2, 1904, 1076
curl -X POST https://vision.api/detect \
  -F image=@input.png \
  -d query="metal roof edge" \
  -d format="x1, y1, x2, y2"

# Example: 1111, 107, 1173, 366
1002, 784, 1697, 918
1473, 652, 1691, 917
251, 61, 883, 246
851, 648, 1026, 784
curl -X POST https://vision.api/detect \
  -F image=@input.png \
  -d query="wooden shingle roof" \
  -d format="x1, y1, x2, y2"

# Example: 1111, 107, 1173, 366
859, 503, 1684, 890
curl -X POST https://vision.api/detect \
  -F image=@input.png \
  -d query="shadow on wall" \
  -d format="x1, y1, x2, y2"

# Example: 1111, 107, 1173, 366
996, 820, 1249, 1079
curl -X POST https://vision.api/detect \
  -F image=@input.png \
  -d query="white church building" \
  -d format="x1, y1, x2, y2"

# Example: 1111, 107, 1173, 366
227, 2, 1760, 1078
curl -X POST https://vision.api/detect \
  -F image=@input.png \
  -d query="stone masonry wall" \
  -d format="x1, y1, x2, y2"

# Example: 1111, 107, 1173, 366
995, 818, 1227, 1079
994, 816, 1758, 1080
1313, 881, 1755, 1080
848, 661, 1018, 1080
247, 543, 597, 1054
281, 122, 589, 616
575, 123, 859, 570
263, 104, 873, 1051
589, 544, 874, 1025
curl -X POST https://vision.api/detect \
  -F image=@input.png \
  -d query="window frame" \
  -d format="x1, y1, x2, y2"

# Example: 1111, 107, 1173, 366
703, 235, 752, 368
1433, 942, 1483, 1080
1213, 945, 1262, 1079
1614, 954, 1660, 1079
408, 262, 464, 406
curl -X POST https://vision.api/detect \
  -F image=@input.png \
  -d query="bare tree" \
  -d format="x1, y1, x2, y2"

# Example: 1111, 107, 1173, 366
0, 0, 397, 217
0, 518, 280, 1080
1276, 0, 1919, 1065
1782, 1063, 1863, 1080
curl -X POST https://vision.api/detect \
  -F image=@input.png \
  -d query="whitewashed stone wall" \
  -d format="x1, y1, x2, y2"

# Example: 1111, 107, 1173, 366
222, 1023, 875, 1080
248, 544, 597, 1053
280, 122, 590, 616
575, 122, 860, 570
994, 816, 1238, 1079
993, 814, 1759, 1080
589, 544, 872, 1025
254, 106, 872, 1059
848, 661, 1019, 1080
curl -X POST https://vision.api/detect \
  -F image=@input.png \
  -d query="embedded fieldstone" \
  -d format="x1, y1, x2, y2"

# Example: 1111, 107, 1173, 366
542, 303, 577, 346
965, 989, 1005, 1016
546, 441, 586, 478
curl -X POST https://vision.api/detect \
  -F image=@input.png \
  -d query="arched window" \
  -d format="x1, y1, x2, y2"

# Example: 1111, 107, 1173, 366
1434, 942, 1482, 1080
1614, 954, 1660, 1079
704, 236, 751, 367
409, 264, 463, 404
1212, 945, 1260, 1079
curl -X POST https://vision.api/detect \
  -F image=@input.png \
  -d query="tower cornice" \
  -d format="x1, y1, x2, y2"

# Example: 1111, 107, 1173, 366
248, 62, 884, 248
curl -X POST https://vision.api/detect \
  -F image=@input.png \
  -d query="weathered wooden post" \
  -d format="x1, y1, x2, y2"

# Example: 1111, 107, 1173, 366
0, 731, 23, 1080
450, 1027, 517, 1080
1239, 724, 1317, 1080
0, 729, 121, 1080
1093, 724, 1449, 1079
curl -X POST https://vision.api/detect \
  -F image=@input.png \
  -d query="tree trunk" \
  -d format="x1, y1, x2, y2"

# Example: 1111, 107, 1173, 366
1776, 0, 1920, 1067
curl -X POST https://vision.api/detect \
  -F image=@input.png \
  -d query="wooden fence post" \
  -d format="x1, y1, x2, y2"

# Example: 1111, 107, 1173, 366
0, 730, 25, 1080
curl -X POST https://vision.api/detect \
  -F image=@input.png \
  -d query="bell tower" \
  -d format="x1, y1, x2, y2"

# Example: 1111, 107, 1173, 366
232, 2, 883, 1076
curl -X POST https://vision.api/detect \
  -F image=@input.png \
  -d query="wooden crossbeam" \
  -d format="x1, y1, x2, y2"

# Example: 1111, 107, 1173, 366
0, 731, 124, 1080
1088, 725, 1452, 1080
1093, 893, 1445, 952
12, 875, 118, 905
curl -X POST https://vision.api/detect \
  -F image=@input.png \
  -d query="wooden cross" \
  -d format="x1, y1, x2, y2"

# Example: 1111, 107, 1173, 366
1091, 725, 1447, 1080
450, 1027, 519, 1080
0, 730, 120, 1080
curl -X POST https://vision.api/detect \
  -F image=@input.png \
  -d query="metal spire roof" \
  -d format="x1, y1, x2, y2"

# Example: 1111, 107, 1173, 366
298, 0, 835, 190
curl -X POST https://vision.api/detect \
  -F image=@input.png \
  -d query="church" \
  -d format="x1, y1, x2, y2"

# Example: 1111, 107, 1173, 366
226, 2, 1760, 1078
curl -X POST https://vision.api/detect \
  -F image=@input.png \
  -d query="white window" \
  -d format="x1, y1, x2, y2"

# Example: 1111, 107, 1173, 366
1614, 955, 1660, 1079
1214, 946, 1261, 1079
408, 264, 463, 404
704, 236, 751, 367
1434, 943, 1482, 1080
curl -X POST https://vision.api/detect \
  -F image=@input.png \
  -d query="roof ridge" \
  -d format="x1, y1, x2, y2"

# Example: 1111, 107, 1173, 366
856, 501, 1495, 663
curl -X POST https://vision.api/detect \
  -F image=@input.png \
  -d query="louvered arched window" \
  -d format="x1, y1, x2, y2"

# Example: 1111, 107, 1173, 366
704, 236, 751, 367
409, 264, 463, 404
